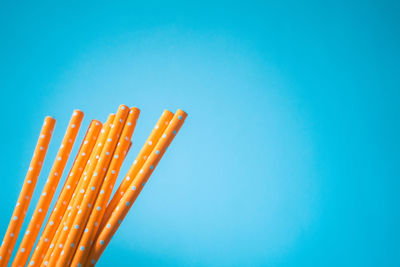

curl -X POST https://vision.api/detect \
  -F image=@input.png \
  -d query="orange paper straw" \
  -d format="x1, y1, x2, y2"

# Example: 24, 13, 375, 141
42, 115, 115, 266
0, 116, 56, 267
100, 110, 174, 230
88, 109, 187, 265
71, 107, 140, 266
56, 105, 129, 266
29, 120, 102, 267
12, 111, 84, 267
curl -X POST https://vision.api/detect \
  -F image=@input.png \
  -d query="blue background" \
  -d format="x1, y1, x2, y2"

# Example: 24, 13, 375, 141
0, 1, 399, 266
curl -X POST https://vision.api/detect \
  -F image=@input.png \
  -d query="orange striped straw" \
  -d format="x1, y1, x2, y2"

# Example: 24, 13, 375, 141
28, 120, 102, 267
56, 105, 129, 266
12, 110, 83, 267
87, 109, 187, 265
71, 107, 140, 266
43, 114, 115, 266
100, 110, 174, 230
0, 116, 56, 267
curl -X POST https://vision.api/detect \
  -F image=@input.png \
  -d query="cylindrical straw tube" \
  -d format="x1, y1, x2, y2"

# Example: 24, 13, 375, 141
100, 110, 174, 230
12, 111, 84, 267
29, 120, 102, 267
43, 115, 115, 266
88, 110, 187, 265
71, 107, 140, 266
0, 116, 56, 267
56, 105, 129, 266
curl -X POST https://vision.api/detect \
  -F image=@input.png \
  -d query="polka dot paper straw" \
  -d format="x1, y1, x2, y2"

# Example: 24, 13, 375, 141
56, 105, 130, 266
11, 110, 84, 267
28, 120, 102, 267
0, 116, 56, 267
100, 110, 174, 230
43, 114, 115, 266
88, 109, 187, 265
71, 107, 140, 266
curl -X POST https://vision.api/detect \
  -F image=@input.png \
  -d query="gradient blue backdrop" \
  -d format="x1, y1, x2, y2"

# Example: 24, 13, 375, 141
0, 1, 399, 266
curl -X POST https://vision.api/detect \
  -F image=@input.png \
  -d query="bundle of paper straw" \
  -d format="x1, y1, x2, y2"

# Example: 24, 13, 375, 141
0, 105, 187, 267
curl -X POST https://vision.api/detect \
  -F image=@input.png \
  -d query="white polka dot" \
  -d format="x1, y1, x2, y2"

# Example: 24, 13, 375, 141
162, 134, 167, 138
66, 185, 71, 190
42, 192, 47, 196
114, 155, 119, 159
96, 206, 101, 211
111, 170, 116, 174
39, 208, 43, 213
21, 248, 25, 252
100, 190, 104, 194
155, 150, 160, 154
107, 138, 112, 142
71, 124, 76, 128
27, 180, 32, 184
107, 224, 111, 228
74, 225, 79, 229
49, 221, 54, 225
132, 186, 136, 190
40, 146, 44, 150
148, 141, 152, 145
57, 157, 62, 161
139, 169, 143, 174
80, 246, 85, 251
91, 186, 95, 191
13, 216, 18, 221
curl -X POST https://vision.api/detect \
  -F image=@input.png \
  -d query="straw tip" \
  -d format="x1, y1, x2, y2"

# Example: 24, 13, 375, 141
119, 104, 129, 111
163, 110, 174, 116
91, 119, 102, 126
73, 109, 84, 116
176, 109, 188, 119
129, 107, 141, 114
45, 116, 56, 122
